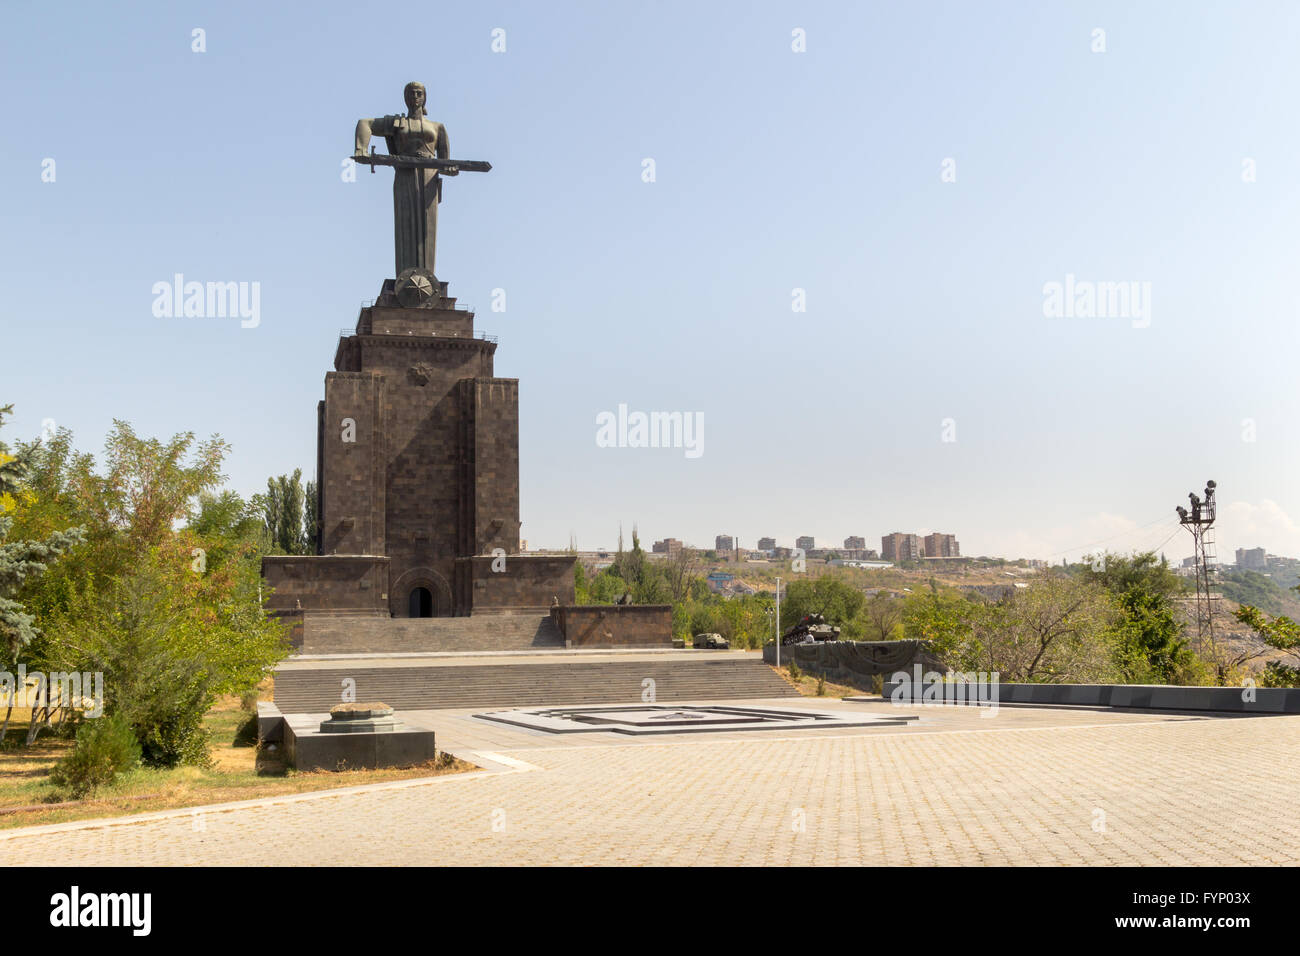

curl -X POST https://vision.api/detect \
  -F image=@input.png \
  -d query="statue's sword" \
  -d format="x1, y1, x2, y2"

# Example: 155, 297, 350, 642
352, 145, 492, 175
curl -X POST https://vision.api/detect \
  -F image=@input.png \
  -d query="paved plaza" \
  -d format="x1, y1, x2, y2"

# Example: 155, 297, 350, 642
3, 698, 1297, 866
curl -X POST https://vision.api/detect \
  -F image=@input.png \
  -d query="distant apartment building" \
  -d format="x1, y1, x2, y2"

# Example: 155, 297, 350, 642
757, 537, 777, 551
844, 536, 866, 550
881, 532, 922, 562
652, 537, 683, 556
715, 535, 734, 553
795, 535, 816, 551
1236, 547, 1267, 570
924, 533, 960, 558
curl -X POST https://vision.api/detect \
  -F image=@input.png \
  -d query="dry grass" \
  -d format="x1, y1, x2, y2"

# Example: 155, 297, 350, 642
769, 665, 869, 699
0, 695, 476, 831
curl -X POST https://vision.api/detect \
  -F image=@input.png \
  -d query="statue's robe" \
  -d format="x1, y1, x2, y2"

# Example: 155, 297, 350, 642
367, 115, 449, 277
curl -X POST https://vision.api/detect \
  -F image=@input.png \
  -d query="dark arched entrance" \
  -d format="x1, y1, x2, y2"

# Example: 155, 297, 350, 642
390, 567, 453, 618
408, 587, 434, 618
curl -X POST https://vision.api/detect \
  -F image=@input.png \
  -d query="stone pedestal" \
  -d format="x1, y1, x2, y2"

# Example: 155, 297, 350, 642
319, 702, 400, 734
261, 279, 574, 627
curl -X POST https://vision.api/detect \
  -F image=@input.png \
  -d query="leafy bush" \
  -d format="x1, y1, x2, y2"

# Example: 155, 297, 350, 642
50, 712, 140, 798
233, 713, 259, 748
1259, 662, 1300, 688
9, 421, 289, 763
135, 701, 213, 768
787, 661, 802, 681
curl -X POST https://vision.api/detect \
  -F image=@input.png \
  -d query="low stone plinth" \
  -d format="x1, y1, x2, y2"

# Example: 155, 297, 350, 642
320, 701, 400, 733
257, 700, 285, 744
283, 708, 438, 772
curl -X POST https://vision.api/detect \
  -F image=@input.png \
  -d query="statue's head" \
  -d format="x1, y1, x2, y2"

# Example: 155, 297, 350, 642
403, 81, 427, 116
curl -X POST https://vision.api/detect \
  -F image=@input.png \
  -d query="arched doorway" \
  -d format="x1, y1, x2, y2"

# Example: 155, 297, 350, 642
390, 567, 453, 618
408, 587, 434, 618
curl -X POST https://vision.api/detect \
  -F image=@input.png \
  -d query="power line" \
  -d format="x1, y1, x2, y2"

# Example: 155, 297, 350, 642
1042, 512, 1180, 559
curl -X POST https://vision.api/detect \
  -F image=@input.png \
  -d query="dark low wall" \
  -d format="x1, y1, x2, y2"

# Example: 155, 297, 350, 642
883, 679, 1300, 714
552, 605, 673, 647
763, 641, 944, 687
262, 554, 390, 614
456, 553, 576, 614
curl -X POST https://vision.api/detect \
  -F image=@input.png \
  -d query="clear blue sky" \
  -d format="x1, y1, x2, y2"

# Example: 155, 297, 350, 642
3, 0, 1299, 562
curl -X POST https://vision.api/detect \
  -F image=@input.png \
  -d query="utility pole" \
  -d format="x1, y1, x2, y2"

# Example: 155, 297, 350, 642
1176, 479, 1219, 659
775, 575, 782, 668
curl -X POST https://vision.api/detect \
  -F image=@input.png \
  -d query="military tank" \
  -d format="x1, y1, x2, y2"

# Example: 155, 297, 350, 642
780, 613, 841, 646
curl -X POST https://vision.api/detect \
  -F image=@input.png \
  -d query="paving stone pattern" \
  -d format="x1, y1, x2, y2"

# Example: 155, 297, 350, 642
4, 699, 1297, 866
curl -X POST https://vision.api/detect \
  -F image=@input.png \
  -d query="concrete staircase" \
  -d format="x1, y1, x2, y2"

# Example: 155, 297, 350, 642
301, 612, 565, 655
273, 656, 799, 713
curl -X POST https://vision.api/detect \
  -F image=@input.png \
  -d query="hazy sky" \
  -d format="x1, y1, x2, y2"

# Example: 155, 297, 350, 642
3, 1, 1298, 563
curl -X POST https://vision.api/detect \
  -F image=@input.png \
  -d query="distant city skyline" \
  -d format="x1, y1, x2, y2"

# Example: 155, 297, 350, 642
569, 525, 1288, 567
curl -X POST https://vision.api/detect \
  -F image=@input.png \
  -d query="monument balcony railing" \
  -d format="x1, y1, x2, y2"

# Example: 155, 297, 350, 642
359, 299, 477, 311
340, 327, 497, 344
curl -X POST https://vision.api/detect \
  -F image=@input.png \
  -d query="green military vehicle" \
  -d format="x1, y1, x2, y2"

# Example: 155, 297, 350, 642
693, 632, 729, 649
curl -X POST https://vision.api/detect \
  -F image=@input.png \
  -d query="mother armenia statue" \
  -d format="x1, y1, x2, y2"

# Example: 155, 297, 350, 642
353, 81, 490, 280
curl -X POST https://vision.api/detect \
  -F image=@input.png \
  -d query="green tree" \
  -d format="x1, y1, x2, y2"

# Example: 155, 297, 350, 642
581, 566, 632, 604
8, 417, 287, 759
304, 478, 318, 553
780, 576, 865, 637
1218, 569, 1300, 617
573, 560, 591, 604
967, 573, 1119, 683
863, 592, 904, 641
0, 406, 86, 743
1233, 587, 1300, 686
902, 583, 980, 661
1086, 552, 1202, 684
0, 410, 85, 656
263, 469, 310, 555
608, 529, 669, 604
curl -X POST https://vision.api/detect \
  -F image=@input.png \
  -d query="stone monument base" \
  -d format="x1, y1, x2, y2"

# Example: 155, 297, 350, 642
263, 703, 438, 772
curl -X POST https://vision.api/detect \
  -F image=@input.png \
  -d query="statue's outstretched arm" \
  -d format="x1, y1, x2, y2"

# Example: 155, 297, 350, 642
354, 118, 374, 157
354, 116, 397, 157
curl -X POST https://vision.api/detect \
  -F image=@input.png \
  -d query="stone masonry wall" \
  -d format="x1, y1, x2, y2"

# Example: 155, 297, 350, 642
262, 554, 390, 613
456, 554, 577, 614
552, 605, 673, 647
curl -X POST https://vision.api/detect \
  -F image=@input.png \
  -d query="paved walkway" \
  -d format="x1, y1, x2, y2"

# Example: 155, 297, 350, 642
3, 699, 1297, 865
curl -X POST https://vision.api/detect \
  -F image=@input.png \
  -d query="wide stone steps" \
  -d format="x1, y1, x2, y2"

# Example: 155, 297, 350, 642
302, 613, 565, 654
273, 657, 799, 713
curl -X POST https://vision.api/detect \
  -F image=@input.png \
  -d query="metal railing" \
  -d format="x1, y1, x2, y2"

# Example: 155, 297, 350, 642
338, 328, 497, 343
